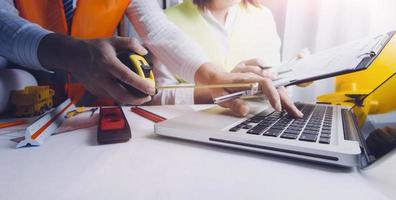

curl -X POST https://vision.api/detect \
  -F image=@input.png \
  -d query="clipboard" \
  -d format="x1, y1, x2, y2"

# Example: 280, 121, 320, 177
273, 31, 395, 87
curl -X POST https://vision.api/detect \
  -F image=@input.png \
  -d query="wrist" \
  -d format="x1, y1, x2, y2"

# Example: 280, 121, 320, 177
193, 88, 212, 104
194, 62, 225, 84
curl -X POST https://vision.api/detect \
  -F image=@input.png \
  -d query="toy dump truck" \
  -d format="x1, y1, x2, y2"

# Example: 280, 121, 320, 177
10, 86, 55, 117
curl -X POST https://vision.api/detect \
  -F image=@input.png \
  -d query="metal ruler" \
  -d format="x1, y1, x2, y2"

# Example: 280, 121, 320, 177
16, 99, 75, 148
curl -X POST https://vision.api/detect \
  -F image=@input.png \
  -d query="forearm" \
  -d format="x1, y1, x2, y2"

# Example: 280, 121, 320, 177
0, 9, 50, 70
151, 88, 195, 105
37, 33, 91, 72
126, 0, 209, 82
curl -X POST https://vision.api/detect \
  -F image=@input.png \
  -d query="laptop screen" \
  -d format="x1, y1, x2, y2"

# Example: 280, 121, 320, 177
352, 73, 396, 165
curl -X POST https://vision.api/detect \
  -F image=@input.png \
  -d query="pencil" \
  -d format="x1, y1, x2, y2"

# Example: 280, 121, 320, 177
0, 119, 27, 129
131, 107, 166, 123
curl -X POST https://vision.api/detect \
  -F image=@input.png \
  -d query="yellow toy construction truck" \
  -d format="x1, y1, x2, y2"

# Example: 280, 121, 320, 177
10, 86, 55, 117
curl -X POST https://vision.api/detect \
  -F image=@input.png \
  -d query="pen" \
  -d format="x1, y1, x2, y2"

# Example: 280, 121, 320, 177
277, 68, 293, 75
277, 48, 310, 74
258, 65, 272, 70
255, 58, 273, 70
213, 83, 260, 104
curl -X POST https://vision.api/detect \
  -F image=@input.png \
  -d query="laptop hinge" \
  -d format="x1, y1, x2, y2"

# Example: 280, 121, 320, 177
341, 109, 375, 168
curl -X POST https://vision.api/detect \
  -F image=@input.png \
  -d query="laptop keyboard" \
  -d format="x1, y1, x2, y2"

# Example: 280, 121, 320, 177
228, 103, 333, 144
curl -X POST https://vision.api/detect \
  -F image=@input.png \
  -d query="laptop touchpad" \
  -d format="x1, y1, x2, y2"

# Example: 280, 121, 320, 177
171, 100, 272, 129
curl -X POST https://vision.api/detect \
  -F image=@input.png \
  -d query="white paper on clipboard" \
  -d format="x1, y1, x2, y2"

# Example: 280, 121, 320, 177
273, 32, 393, 87
211, 32, 393, 104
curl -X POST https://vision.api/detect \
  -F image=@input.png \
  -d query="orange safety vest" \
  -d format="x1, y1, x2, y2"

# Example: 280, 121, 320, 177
15, 0, 131, 105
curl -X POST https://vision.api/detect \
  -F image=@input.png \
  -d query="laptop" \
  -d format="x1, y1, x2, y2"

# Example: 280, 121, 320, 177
154, 72, 396, 168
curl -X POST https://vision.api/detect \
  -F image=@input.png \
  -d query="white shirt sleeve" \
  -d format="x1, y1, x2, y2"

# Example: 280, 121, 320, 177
0, 0, 51, 70
151, 59, 195, 105
125, 0, 210, 83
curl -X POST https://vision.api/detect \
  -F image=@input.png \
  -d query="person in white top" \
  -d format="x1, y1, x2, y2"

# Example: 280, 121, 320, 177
0, 0, 302, 118
152, 0, 290, 108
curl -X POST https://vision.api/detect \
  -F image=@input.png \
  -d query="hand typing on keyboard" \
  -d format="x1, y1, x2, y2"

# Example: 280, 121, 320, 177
195, 67, 304, 118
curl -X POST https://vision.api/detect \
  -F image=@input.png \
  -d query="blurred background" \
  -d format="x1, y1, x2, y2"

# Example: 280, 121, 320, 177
128, 0, 396, 102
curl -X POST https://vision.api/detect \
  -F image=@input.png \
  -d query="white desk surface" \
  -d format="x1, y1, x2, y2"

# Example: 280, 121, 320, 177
0, 105, 395, 200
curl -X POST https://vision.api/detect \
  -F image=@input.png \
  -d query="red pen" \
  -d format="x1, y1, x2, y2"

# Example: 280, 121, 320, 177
130, 107, 166, 123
